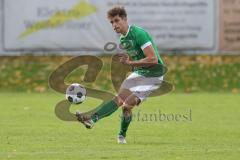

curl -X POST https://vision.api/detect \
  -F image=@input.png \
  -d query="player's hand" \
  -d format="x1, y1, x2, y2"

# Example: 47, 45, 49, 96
117, 53, 130, 65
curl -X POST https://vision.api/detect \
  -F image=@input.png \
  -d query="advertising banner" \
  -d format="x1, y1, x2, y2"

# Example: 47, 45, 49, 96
3, 0, 216, 52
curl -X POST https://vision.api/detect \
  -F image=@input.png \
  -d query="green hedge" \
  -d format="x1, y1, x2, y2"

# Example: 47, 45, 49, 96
0, 55, 239, 93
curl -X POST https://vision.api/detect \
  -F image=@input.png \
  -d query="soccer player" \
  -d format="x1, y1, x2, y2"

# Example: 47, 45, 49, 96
76, 6, 165, 144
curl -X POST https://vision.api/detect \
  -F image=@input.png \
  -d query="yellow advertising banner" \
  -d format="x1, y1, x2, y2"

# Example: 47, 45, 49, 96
220, 0, 240, 51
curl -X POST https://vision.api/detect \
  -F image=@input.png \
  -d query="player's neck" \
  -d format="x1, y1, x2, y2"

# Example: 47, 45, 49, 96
121, 25, 130, 36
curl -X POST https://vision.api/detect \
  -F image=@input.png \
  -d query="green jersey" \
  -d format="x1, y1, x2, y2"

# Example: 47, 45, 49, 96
119, 25, 164, 77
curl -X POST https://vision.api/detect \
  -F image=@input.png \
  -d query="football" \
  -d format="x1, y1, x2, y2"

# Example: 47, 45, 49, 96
65, 83, 86, 104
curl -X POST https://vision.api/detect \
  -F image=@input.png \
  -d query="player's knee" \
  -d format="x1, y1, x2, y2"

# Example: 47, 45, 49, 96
113, 96, 124, 106
124, 96, 140, 108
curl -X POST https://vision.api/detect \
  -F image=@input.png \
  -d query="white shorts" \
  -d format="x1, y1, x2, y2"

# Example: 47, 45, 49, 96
120, 72, 163, 102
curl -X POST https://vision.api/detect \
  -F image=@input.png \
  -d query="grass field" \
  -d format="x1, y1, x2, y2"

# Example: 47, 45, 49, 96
0, 92, 240, 160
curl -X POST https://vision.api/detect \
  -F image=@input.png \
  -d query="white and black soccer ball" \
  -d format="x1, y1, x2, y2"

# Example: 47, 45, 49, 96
66, 83, 86, 104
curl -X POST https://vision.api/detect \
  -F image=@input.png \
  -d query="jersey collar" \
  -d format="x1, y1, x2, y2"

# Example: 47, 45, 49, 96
121, 25, 131, 38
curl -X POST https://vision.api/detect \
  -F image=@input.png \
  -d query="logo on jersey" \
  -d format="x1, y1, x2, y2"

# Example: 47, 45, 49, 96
120, 40, 138, 56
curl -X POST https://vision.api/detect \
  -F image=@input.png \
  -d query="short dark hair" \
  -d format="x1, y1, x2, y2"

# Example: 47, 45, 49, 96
107, 6, 127, 18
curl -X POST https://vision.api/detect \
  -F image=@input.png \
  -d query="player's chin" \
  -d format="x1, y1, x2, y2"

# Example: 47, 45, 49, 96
114, 29, 121, 33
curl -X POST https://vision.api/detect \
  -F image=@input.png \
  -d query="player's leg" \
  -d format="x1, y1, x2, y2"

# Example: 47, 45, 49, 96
119, 107, 132, 135
118, 75, 164, 142
76, 88, 132, 128
90, 88, 132, 122
118, 94, 141, 143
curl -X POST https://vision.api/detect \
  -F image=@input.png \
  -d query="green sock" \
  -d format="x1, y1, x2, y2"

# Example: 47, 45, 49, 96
119, 112, 132, 137
91, 100, 118, 123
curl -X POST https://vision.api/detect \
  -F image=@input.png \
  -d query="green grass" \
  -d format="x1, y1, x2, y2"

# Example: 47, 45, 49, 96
0, 92, 240, 160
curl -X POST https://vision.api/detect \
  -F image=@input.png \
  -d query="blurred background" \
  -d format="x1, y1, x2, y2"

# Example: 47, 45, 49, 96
0, 0, 239, 93
0, 1, 240, 159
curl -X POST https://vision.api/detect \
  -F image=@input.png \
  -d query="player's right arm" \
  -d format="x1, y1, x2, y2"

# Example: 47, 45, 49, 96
118, 47, 158, 67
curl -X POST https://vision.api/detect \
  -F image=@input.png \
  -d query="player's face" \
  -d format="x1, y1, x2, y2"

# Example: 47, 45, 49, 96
108, 15, 128, 34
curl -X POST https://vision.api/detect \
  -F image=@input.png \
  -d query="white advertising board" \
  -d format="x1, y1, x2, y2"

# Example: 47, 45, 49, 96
2, 0, 216, 52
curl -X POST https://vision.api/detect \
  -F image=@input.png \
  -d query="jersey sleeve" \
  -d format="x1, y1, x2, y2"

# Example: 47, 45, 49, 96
136, 29, 152, 50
